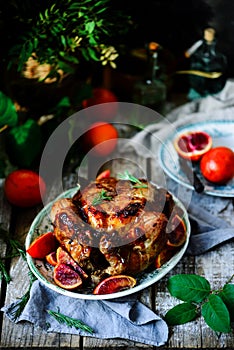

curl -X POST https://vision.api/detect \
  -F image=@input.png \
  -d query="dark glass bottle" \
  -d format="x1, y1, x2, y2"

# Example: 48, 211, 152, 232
188, 28, 227, 99
132, 42, 166, 113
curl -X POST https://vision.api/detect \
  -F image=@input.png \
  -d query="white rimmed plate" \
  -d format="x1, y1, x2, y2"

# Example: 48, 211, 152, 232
25, 186, 190, 300
159, 120, 234, 197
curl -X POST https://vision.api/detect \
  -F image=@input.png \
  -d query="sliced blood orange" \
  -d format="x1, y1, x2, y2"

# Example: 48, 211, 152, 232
53, 263, 83, 290
155, 249, 174, 268
174, 131, 212, 161
26, 231, 57, 259
46, 251, 57, 266
96, 169, 111, 180
166, 214, 187, 248
93, 275, 136, 295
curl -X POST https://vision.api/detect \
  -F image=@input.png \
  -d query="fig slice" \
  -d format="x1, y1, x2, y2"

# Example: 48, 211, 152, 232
93, 274, 136, 295
54, 263, 82, 290
166, 214, 187, 248
56, 247, 88, 279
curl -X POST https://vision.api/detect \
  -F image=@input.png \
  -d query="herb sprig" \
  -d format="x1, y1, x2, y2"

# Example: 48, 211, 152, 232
92, 189, 112, 206
47, 309, 94, 334
165, 273, 234, 334
117, 171, 148, 188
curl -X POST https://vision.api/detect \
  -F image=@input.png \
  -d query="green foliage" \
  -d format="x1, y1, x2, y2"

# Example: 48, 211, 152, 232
165, 273, 234, 334
0, 92, 18, 128
3, 0, 131, 77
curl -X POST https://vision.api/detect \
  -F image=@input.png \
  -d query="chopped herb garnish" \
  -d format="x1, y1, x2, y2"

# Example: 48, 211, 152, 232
47, 309, 94, 334
92, 189, 112, 205
117, 171, 148, 188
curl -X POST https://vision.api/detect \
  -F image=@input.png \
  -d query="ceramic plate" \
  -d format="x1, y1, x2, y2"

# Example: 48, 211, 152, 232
159, 120, 234, 197
25, 186, 190, 300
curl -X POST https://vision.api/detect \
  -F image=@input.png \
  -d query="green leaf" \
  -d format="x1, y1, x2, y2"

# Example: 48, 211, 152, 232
167, 274, 211, 303
165, 302, 197, 325
6, 119, 42, 168
85, 21, 95, 34
202, 294, 231, 333
0, 92, 18, 127
218, 284, 234, 320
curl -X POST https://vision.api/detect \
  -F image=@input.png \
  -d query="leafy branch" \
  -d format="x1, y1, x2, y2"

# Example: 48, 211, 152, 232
165, 274, 234, 334
117, 171, 148, 189
47, 308, 94, 334
92, 189, 112, 205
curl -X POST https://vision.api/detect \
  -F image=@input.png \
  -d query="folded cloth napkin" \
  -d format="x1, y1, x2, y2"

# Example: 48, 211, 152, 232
2, 280, 168, 347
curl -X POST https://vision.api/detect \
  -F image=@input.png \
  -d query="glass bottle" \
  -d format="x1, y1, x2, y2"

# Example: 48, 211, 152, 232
132, 42, 166, 113
188, 28, 227, 99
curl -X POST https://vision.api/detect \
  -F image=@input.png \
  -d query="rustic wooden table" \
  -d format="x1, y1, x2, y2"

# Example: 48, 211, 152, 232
0, 150, 233, 350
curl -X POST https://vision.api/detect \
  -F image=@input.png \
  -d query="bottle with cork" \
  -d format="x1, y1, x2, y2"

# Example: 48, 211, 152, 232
187, 27, 227, 100
132, 41, 167, 113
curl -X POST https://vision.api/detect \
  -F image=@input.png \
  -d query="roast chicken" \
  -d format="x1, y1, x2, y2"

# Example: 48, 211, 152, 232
51, 176, 179, 283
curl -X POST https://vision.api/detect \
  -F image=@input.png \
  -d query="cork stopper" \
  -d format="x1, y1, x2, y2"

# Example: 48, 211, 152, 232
204, 28, 215, 42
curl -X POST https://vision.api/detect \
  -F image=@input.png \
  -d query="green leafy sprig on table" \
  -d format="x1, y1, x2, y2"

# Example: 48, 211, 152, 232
117, 171, 148, 189
165, 274, 234, 333
47, 309, 94, 334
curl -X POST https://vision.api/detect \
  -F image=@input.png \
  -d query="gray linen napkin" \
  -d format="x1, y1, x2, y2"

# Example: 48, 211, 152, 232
2, 280, 168, 347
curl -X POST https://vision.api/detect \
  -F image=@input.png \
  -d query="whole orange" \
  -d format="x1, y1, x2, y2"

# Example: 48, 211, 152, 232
82, 87, 118, 121
200, 146, 234, 184
86, 122, 118, 156
4, 169, 46, 207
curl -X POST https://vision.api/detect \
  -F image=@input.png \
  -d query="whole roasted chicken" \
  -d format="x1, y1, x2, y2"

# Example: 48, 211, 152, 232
51, 175, 178, 283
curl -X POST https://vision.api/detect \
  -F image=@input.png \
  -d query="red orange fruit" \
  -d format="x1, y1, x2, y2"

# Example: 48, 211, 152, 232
85, 122, 118, 157
27, 231, 57, 259
174, 131, 212, 162
200, 146, 234, 184
166, 214, 187, 248
4, 169, 46, 207
93, 274, 136, 295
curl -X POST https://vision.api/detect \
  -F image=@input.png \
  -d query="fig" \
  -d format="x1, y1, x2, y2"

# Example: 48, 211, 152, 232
56, 247, 88, 279
46, 251, 57, 266
93, 274, 136, 295
53, 263, 82, 290
26, 231, 57, 259
166, 214, 187, 248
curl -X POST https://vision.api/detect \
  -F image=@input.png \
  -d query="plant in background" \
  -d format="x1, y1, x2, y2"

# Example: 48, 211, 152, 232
1, 0, 131, 82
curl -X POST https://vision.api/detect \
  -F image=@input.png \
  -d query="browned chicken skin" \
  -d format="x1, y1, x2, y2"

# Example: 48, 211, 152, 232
51, 177, 175, 281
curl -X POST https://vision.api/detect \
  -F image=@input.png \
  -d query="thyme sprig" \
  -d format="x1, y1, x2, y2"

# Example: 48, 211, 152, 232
0, 258, 11, 283
117, 171, 148, 188
47, 308, 94, 334
92, 189, 112, 206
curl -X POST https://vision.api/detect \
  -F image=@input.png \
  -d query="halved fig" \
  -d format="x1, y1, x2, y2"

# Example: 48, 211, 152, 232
54, 263, 82, 290
93, 274, 136, 295
46, 251, 57, 266
56, 247, 88, 279
166, 214, 187, 248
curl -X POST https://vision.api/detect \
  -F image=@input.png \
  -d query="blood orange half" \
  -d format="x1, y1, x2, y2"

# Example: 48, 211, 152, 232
174, 130, 212, 161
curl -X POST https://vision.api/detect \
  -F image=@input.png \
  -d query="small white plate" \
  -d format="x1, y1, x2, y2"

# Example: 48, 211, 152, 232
25, 186, 190, 300
159, 120, 234, 197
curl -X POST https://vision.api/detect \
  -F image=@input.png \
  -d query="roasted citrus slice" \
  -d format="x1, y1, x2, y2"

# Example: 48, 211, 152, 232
93, 275, 136, 295
166, 214, 187, 248
26, 231, 57, 259
96, 169, 111, 180
53, 263, 82, 290
46, 251, 57, 266
155, 249, 174, 268
174, 130, 212, 161
200, 146, 234, 184
56, 247, 88, 279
